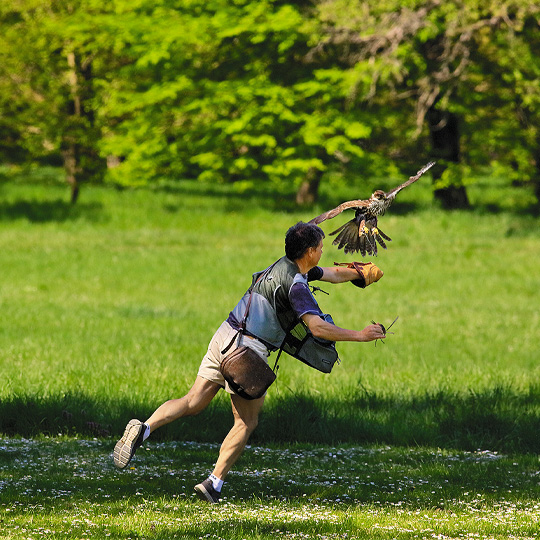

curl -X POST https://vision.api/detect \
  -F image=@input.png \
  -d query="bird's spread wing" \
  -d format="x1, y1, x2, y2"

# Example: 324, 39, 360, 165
309, 198, 371, 225
385, 161, 436, 198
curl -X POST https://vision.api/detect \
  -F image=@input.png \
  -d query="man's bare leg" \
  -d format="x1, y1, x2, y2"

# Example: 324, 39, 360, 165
114, 377, 220, 469
195, 392, 265, 502
145, 376, 221, 433
212, 393, 265, 479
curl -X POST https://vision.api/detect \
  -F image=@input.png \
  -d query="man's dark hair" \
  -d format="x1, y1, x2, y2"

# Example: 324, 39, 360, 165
285, 222, 325, 260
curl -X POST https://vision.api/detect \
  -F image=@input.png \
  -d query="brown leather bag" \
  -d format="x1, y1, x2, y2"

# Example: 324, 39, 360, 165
220, 345, 276, 400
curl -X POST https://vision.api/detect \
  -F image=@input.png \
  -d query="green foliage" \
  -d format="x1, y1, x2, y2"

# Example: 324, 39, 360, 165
95, 0, 376, 189
1, 0, 540, 201
0, 0, 110, 200
315, 0, 540, 195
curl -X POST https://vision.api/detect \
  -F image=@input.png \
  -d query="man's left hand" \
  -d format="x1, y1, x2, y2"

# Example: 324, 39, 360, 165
334, 261, 383, 288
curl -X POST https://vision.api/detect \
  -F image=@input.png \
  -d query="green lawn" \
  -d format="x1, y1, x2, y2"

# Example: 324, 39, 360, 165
1, 177, 538, 450
1, 438, 539, 539
1, 175, 539, 538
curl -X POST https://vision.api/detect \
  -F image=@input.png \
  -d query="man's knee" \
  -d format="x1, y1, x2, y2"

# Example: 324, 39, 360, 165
234, 412, 259, 435
162, 397, 201, 419
183, 392, 212, 417
230, 393, 264, 437
181, 397, 203, 417
245, 415, 259, 433
184, 378, 221, 416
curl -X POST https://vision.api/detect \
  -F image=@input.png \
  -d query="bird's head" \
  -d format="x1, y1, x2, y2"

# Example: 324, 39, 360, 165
371, 190, 387, 201
369, 189, 388, 206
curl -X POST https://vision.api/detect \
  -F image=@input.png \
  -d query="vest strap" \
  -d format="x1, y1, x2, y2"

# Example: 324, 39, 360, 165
220, 262, 276, 356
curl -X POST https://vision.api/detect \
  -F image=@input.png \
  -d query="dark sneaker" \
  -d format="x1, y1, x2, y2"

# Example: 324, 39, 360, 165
194, 478, 222, 504
113, 419, 145, 469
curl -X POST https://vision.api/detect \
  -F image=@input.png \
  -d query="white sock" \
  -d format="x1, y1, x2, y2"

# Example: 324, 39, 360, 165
209, 473, 223, 492
142, 423, 151, 441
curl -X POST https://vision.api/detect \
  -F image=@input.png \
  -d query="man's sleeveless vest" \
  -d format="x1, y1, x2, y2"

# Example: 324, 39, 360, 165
227, 257, 314, 350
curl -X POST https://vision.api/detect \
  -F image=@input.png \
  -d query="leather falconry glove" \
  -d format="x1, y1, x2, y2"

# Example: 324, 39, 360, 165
334, 261, 383, 288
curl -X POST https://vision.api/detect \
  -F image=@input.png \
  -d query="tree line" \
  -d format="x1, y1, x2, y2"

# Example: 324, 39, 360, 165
1, 0, 539, 207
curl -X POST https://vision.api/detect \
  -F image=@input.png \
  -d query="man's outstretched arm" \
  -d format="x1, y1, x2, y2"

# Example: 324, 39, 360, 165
318, 262, 383, 287
318, 265, 359, 283
301, 313, 385, 343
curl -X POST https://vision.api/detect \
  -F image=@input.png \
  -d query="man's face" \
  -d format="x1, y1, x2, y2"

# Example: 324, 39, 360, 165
310, 240, 324, 266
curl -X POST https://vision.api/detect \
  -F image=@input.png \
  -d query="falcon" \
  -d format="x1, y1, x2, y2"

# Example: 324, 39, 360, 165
309, 161, 435, 255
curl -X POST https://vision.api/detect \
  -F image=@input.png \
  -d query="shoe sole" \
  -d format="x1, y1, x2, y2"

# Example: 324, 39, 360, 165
113, 419, 144, 469
194, 483, 219, 504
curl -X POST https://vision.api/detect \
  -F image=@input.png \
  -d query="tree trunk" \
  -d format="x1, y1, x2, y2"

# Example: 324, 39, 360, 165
62, 144, 80, 204
63, 51, 82, 203
62, 50, 104, 203
427, 107, 469, 210
533, 150, 540, 212
296, 166, 322, 206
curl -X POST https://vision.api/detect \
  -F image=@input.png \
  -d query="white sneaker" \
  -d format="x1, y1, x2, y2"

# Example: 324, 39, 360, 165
113, 419, 145, 469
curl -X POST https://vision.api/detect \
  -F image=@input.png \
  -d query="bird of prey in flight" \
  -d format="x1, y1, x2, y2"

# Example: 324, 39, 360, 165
309, 161, 435, 256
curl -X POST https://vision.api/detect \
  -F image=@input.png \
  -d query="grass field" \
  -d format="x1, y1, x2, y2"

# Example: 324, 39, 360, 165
1, 438, 540, 539
1, 173, 540, 538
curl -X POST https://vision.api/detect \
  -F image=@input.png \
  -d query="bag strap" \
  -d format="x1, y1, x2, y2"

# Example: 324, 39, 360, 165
271, 317, 302, 373
272, 346, 284, 373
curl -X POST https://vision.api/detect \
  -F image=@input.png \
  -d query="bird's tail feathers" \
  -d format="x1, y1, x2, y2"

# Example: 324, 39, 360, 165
329, 220, 351, 236
330, 219, 395, 256
375, 234, 387, 250
332, 220, 380, 256
332, 221, 364, 255
370, 234, 378, 256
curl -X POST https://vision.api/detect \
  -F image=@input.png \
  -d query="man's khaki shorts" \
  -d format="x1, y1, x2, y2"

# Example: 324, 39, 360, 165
197, 321, 270, 394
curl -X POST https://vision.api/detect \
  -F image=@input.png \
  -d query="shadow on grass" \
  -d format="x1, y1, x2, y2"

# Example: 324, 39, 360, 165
157, 180, 429, 217
157, 178, 540, 218
1, 385, 539, 454
158, 181, 303, 215
0, 199, 104, 223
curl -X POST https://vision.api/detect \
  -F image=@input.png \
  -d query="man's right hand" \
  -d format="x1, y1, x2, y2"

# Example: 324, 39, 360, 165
361, 323, 386, 342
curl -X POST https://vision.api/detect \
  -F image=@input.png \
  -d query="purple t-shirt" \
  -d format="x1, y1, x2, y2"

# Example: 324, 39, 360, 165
289, 266, 324, 319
